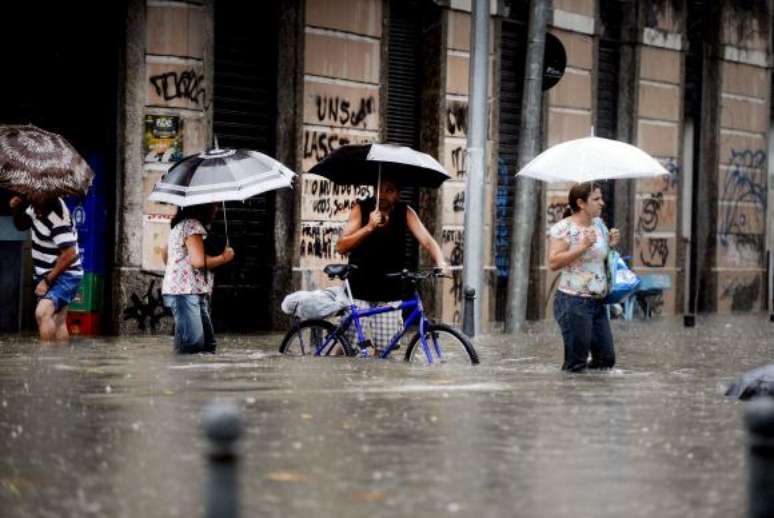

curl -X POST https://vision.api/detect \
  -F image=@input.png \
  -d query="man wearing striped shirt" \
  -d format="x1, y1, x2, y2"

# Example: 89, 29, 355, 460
10, 195, 83, 341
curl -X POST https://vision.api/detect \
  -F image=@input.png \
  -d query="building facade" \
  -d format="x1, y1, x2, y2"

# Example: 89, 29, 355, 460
1, 0, 771, 334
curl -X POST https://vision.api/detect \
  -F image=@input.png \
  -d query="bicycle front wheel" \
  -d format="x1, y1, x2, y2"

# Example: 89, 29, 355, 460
279, 319, 354, 357
405, 323, 479, 365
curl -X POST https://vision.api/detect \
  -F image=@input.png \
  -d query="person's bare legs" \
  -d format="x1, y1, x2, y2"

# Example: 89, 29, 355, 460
53, 306, 69, 341
35, 299, 59, 341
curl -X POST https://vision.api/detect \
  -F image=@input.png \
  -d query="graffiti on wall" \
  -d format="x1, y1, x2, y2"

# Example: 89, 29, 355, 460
447, 101, 467, 136
149, 69, 208, 109
299, 222, 345, 265
636, 192, 665, 233
639, 237, 670, 268
442, 228, 464, 324
301, 177, 371, 221
720, 276, 760, 312
315, 95, 375, 128
450, 146, 466, 177
719, 149, 766, 263
122, 277, 171, 332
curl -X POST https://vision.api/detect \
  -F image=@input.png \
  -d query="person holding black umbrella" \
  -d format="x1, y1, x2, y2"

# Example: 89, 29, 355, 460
335, 173, 447, 354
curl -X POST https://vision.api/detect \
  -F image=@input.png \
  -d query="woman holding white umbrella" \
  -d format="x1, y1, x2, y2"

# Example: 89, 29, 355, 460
548, 183, 620, 372
519, 134, 669, 372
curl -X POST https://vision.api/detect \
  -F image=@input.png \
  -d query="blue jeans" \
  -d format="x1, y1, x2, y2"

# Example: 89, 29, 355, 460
553, 291, 615, 372
163, 294, 216, 354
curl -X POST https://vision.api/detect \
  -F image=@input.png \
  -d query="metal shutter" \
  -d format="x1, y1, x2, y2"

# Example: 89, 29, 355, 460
386, 0, 423, 271
597, 0, 624, 224
211, 1, 277, 331
495, 18, 528, 321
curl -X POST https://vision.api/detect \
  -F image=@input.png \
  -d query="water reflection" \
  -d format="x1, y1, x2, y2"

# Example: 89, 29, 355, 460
0, 315, 770, 517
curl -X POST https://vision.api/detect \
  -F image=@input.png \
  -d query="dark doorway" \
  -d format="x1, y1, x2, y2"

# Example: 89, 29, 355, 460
0, 1, 123, 332
211, 1, 279, 331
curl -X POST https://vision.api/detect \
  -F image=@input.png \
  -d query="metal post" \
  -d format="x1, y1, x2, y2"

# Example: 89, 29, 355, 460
505, 0, 548, 333
463, 288, 476, 337
682, 121, 695, 327
205, 401, 241, 518
461, 0, 490, 336
745, 398, 774, 518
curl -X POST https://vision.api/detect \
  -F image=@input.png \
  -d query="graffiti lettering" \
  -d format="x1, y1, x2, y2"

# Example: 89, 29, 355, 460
451, 146, 466, 177
149, 69, 208, 108
719, 149, 766, 261
640, 237, 669, 268
453, 191, 465, 212
442, 229, 464, 303
315, 95, 375, 128
303, 130, 352, 163
637, 192, 664, 233
122, 279, 171, 332
299, 224, 343, 260
447, 101, 467, 136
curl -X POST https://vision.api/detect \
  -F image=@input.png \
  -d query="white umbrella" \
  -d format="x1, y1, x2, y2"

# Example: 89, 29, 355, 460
516, 136, 670, 183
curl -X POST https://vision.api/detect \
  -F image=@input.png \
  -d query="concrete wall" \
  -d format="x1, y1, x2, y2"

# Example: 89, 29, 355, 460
114, 0, 213, 334
631, 7, 684, 316
712, 7, 770, 312
436, 9, 496, 329
537, 7, 596, 319
297, 0, 382, 291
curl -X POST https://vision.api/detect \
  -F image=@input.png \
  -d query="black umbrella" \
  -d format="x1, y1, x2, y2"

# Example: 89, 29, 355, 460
308, 143, 451, 189
726, 364, 774, 400
0, 125, 94, 200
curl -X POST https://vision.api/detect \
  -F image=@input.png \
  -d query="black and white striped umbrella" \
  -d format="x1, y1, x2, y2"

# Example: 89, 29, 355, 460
148, 148, 295, 207
308, 143, 451, 189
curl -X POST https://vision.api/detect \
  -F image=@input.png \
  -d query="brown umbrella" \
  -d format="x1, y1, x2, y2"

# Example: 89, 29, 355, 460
0, 125, 94, 200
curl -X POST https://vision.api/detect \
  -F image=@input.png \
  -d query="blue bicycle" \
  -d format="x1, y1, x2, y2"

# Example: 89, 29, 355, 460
279, 264, 479, 365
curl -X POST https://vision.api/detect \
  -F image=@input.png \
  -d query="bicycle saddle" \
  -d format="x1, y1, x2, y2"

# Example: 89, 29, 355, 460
323, 263, 357, 280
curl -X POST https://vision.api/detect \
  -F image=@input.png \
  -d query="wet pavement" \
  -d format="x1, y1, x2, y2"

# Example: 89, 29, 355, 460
1, 314, 772, 517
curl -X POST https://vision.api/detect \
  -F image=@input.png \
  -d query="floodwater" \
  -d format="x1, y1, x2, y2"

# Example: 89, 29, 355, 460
1, 314, 772, 517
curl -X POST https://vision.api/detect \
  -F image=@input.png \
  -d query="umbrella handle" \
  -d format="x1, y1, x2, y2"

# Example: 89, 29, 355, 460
375, 163, 381, 214
222, 201, 229, 247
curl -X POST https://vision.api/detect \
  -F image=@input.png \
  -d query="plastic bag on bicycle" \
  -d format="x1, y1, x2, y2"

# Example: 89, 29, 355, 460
281, 286, 349, 320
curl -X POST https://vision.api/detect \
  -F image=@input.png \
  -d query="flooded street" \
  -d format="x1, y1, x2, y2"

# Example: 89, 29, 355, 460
1, 314, 772, 517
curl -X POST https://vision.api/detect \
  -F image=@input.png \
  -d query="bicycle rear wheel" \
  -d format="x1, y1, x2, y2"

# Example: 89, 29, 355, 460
404, 323, 479, 365
279, 319, 354, 357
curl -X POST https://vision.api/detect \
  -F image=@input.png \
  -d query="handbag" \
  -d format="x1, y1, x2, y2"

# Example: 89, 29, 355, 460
203, 233, 227, 257
604, 250, 640, 304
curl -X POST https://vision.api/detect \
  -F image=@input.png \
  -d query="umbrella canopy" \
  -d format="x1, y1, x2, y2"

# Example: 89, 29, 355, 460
148, 148, 296, 207
516, 136, 670, 183
0, 125, 94, 199
726, 364, 774, 400
308, 143, 451, 189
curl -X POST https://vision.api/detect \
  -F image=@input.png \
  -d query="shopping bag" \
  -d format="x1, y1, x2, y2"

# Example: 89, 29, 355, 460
604, 250, 640, 304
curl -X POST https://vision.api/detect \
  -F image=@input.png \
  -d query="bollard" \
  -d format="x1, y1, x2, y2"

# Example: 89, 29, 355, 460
204, 401, 241, 518
462, 288, 476, 338
745, 398, 774, 518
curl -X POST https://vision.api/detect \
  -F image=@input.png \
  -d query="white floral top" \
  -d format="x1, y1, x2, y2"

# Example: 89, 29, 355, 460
548, 217, 609, 297
162, 219, 214, 295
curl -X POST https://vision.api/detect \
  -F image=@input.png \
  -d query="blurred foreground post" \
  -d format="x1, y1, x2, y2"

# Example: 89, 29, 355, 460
205, 401, 241, 518
745, 398, 774, 518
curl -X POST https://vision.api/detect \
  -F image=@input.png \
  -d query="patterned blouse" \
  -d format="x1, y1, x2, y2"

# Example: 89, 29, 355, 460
162, 218, 214, 295
548, 217, 609, 297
